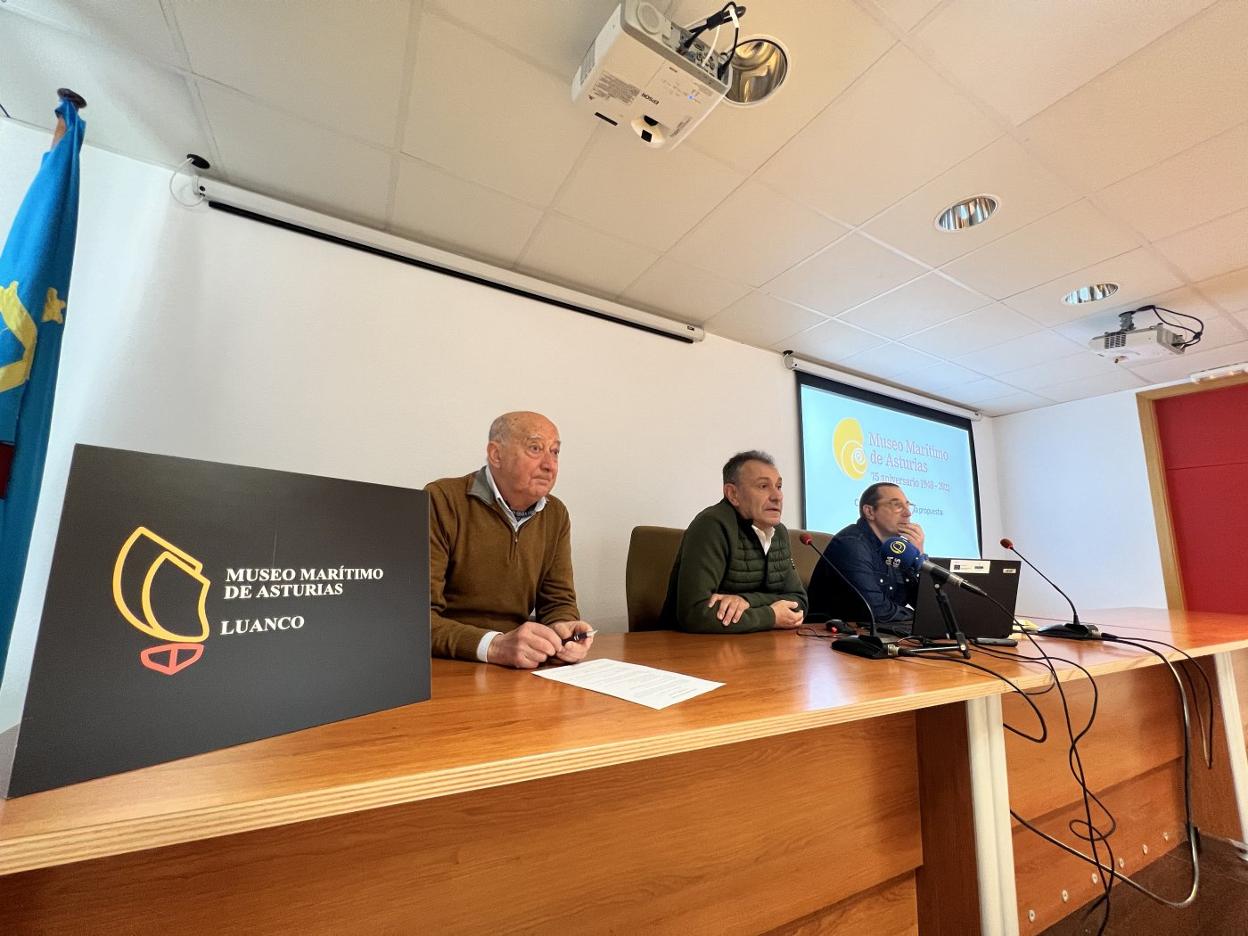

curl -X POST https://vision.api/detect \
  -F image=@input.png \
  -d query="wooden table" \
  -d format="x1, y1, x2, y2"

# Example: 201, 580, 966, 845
1, 611, 1245, 934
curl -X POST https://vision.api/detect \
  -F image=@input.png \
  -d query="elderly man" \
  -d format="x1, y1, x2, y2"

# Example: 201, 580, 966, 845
807, 482, 925, 628
424, 411, 594, 668
661, 451, 807, 633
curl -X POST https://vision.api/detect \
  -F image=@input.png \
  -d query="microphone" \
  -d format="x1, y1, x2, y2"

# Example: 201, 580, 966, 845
999, 537, 1101, 640
797, 533, 888, 660
880, 537, 988, 598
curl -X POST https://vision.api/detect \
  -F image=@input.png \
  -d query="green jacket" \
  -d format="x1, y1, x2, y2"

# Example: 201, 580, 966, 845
661, 499, 808, 633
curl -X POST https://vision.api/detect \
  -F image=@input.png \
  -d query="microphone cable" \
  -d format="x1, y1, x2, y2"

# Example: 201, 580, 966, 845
976, 598, 1120, 933
1001, 611, 1207, 911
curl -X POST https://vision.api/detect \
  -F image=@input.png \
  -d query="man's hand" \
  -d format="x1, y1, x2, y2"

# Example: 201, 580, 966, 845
487, 621, 562, 669
549, 620, 595, 664
708, 593, 749, 626
770, 600, 804, 630
898, 521, 925, 554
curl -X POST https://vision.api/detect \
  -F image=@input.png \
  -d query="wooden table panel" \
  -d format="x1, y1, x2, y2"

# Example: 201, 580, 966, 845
1013, 762, 1187, 933
1003, 665, 1185, 821
0, 716, 922, 935
764, 873, 918, 936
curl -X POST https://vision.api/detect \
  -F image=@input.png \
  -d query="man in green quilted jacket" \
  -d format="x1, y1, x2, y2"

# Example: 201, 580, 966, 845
661, 451, 808, 633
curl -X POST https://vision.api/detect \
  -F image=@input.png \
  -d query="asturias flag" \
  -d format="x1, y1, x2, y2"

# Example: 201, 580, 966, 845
0, 96, 85, 677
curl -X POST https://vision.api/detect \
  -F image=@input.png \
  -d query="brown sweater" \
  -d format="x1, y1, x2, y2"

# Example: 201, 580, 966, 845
425, 469, 580, 661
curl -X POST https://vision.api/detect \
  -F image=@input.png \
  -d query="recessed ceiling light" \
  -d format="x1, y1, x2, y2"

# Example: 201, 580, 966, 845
1062, 283, 1120, 305
724, 38, 789, 106
934, 195, 999, 232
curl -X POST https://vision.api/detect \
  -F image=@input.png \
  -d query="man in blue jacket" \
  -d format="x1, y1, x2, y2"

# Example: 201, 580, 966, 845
807, 482, 925, 629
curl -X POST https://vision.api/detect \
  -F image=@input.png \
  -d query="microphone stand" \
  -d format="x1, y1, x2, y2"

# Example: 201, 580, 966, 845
1002, 540, 1102, 640
892, 579, 971, 659
798, 536, 890, 660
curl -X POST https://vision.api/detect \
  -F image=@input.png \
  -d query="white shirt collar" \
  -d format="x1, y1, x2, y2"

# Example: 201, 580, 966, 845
752, 524, 774, 555
483, 466, 546, 531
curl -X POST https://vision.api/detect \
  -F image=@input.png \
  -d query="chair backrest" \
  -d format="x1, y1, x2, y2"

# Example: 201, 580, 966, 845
789, 528, 832, 587
625, 526, 684, 632
624, 525, 835, 632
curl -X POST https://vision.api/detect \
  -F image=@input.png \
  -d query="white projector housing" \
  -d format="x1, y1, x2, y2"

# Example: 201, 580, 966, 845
1089, 323, 1186, 363
572, 0, 729, 149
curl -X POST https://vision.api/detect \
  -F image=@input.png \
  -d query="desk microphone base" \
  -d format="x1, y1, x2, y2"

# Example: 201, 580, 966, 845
831, 634, 890, 660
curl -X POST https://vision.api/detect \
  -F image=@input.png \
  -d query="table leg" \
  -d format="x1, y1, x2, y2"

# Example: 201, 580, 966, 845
967, 694, 1020, 935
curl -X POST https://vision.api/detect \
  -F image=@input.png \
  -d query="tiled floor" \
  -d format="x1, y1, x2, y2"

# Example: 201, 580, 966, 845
1039, 836, 1248, 935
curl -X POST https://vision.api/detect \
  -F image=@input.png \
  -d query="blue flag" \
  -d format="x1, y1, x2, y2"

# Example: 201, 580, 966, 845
0, 98, 84, 677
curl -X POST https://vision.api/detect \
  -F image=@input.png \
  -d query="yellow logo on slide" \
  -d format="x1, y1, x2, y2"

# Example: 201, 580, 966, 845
832, 418, 867, 479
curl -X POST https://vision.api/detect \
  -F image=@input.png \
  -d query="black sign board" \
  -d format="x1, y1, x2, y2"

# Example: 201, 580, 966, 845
3, 445, 429, 796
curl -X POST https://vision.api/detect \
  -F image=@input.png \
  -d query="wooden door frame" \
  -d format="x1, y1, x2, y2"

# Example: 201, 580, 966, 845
1137, 372, 1248, 609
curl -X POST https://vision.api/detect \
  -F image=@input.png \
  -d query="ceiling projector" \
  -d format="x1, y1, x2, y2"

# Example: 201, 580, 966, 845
571, 1, 736, 148
1088, 308, 1187, 364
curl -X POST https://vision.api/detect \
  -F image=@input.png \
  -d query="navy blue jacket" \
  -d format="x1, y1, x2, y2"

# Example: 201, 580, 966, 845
807, 517, 918, 626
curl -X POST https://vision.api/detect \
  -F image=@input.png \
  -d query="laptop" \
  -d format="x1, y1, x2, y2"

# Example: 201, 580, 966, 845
910, 557, 1021, 641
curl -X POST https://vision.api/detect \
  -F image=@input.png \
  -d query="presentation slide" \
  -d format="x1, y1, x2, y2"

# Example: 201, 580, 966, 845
798, 375, 981, 557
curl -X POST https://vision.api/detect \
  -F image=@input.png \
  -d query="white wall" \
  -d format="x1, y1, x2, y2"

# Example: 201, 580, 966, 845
0, 120, 1004, 726
993, 388, 1167, 619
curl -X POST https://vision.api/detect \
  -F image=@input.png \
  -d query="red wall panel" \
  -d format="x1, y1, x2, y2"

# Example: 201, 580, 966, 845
1155, 383, 1248, 470
1155, 383, 1248, 613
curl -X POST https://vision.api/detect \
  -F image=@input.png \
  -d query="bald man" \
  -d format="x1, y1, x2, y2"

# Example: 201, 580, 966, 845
424, 412, 595, 668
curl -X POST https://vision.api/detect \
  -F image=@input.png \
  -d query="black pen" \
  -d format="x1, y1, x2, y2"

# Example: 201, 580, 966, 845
561, 628, 598, 645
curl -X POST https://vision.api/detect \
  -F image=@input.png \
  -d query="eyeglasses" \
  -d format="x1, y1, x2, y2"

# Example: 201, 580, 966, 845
876, 499, 915, 512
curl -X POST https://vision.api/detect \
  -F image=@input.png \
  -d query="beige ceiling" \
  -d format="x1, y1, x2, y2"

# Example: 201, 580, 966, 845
3, 0, 1247, 414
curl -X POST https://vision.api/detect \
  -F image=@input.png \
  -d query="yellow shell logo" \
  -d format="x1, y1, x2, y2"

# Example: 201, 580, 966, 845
832, 418, 867, 480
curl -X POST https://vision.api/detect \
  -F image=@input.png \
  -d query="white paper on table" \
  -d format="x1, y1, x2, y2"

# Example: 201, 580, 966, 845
531, 658, 723, 710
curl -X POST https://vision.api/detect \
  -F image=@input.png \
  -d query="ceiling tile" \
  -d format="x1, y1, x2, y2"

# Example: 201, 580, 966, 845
1129, 338, 1248, 384
555, 130, 745, 251
1153, 207, 1248, 282
668, 181, 847, 287
869, 0, 944, 31
517, 215, 660, 297
1000, 248, 1184, 326
759, 45, 1000, 225
620, 258, 750, 325
2, 0, 187, 67
402, 13, 595, 206
0, 14, 210, 167
1020, 2, 1248, 191
705, 292, 825, 348
837, 343, 943, 383
918, 0, 1215, 125
978, 391, 1055, 416
901, 303, 1041, 357
954, 331, 1087, 376
904, 360, 988, 393
173, 0, 411, 147
676, 0, 896, 174
776, 319, 888, 363
863, 137, 1079, 267
942, 201, 1140, 299
1177, 312, 1248, 353
766, 234, 926, 317
1030, 368, 1147, 403
947, 377, 1017, 405
391, 157, 543, 267
837, 273, 989, 339
997, 350, 1127, 392
1197, 267, 1248, 313
1054, 287, 1222, 344
1095, 122, 1248, 240
199, 81, 393, 225
426, 0, 629, 75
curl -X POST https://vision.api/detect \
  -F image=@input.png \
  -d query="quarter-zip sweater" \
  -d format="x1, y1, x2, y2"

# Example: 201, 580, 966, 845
425, 469, 580, 661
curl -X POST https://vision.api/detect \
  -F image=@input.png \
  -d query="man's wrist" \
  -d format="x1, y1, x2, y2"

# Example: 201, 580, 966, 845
475, 630, 502, 663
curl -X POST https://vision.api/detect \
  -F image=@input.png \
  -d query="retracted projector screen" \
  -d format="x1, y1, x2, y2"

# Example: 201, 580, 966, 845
797, 372, 982, 557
